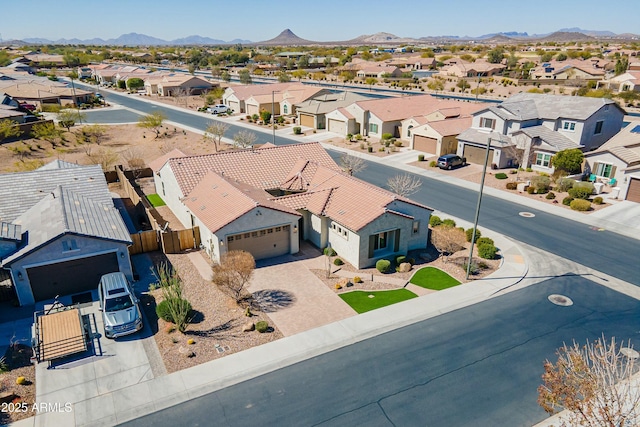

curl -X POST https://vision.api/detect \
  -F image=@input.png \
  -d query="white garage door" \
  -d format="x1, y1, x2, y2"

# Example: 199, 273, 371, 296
228, 100, 240, 114
246, 104, 259, 117
227, 225, 291, 260
328, 119, 346, 135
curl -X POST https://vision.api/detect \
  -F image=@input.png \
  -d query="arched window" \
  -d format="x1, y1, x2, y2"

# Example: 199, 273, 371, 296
283, 105, 288, 114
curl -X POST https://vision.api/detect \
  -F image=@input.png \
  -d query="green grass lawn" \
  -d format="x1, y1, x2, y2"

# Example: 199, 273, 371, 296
146, 194, 166, 207
409, 267, 461, 291
339, 289, 418, 314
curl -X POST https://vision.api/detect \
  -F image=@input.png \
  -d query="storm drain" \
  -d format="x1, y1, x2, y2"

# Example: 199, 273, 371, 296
548, 294, 573, 306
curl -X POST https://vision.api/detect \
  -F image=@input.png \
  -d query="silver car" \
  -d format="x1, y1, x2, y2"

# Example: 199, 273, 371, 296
98, 272, 143, 339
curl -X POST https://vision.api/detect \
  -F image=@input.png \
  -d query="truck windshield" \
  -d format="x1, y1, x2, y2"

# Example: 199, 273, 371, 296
105, 295, 134, 312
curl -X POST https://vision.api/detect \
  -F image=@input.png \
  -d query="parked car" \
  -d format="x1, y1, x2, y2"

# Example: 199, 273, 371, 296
437, 154, 466, 170
207, 104, 228, 114
98, 272, 143, 339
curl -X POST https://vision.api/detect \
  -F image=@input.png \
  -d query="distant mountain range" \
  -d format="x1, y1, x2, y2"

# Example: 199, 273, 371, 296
10, 27, 639, 47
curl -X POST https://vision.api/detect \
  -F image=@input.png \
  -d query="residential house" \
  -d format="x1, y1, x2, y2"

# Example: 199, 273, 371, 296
150, 143, 432, 268
156, 75, 213, 97
295, 91, 370, 130
456, 93, 625, 170
1, 80, 94, 107
603, 71, 640, 93
529, 60, 606, 80
441, 60, 506, 78
244, 85, 331, 118
0, 161, 133, 305
409, 117, 473, 157
584, 120, 640, 202
355, 64, 402, 79
223, 82, 311, 115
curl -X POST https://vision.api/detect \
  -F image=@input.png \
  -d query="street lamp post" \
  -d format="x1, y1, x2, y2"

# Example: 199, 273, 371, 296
466, 134, 496, 280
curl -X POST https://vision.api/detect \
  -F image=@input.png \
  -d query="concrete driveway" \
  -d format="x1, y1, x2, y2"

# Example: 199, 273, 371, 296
248, 244, 355, 336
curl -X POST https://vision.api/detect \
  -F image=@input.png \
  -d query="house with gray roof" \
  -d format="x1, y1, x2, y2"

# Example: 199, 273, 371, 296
455, 93, 625, 170
0, 161, 133, 305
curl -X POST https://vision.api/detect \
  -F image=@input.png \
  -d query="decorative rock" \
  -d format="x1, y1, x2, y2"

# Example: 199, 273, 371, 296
242, 322, 255, 332
398, 262, 412, 273
336, 278, 350, 288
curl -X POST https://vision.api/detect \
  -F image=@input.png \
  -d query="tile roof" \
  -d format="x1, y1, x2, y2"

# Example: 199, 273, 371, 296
518, 125, 582, 152
183, 171, 300, 233
149, 148, 187, 173
355, 95, 487, 122
164, 142, 340, 196
457, 128, 513, 146
225, 82, 307, 102
3, 186, 131, 265
589, 119, 640, 165
427, 116, 473, 136
296, 92, 369, 115
500, 93, 621, 121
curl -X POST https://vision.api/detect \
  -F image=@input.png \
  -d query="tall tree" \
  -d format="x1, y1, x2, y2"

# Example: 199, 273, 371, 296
203, 121, 230, 152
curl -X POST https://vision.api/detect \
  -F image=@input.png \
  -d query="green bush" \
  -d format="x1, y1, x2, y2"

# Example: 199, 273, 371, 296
593, 196, 603, 205
156, 298, 192, 324
527, 186, 536, 194
418, 154, 425, 161
293, 126, 302, 135
556, 178, 575, 192
476, 237, 494, 247
506, 182, 518, 190
429, 215, 442, 227
442, 219, 456, 228
463, 261, 479, 275
562, 196, 574, 206
333, 258, 344, 266
568, 185, 593, 200
478, 243, 498, 259
545, 192, 556, 200
429, 160, 437, 167
395, 255, 406, 265
570, 199, 591, 211
376, 259, 391, 273
324, 247, 337, 256
255, 321, 269, 333
381, 133, 394, 141
466, 228, 481, 243
531, 175, 551, 192
495, 173, 508, 179
526, 167, 533, 172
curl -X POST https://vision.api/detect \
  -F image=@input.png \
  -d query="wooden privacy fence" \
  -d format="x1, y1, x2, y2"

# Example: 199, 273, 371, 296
129, 227, 200, 255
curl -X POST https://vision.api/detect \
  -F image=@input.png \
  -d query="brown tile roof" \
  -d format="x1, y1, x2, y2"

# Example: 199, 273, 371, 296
226, 82, 307, 101
149, 148, 187, 173
163, 142, 340, 196
355, 95, 487, 122
427, 116, 473, 136
184, 171, 300, 233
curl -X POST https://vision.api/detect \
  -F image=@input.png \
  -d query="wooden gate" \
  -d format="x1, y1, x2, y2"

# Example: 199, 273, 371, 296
161, 227, 201, 254
129, 230, 160, 255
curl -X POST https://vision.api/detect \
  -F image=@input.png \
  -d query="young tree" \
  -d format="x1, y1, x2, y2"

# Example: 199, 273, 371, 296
0, 119, 22, 142
212, 250, 256, 304
340, 153, 366, 176
456, 79, 471, 91
486, 47, 505, 64
126, 77, 144, 91
365, 77, 378, 90
277, 71, 291, 83
121, 147, 146, 178
430, 225, 466, 262
137, 111, 166, 138
81, 124, 107, 145
238, 69, 252, 84
86, 146, 119, 171
538, 336, 640, 427
427, 78, 444, 91
232, 130, 257, 149
551, 148, 584, 174
203, 121, 230, 152
221, 71, 231, 82
56, 109, 85, 131
31, 121, 64, 147
387, 174, 422, 197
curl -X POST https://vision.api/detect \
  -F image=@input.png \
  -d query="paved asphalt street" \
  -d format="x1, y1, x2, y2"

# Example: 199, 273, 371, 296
80, 84, 640, 287
121, 275, 640, 427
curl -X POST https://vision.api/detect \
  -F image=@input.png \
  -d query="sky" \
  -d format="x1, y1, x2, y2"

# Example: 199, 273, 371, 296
2, 0, 639, 42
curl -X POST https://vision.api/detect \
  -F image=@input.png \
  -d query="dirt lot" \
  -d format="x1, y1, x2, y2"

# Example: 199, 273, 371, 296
0, 344, 36, 424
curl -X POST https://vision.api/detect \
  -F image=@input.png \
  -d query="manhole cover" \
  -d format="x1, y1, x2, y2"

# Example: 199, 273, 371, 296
621, 347, 640, 359
519, 212, 535, 218
548, 294, 573, 306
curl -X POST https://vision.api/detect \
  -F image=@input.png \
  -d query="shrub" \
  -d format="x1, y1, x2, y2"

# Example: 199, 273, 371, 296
527, 186, 536, 194
394, 140, 403, 147
293, 126, 302, 135
323, 247, 337, 256
429, 215, 442, 227
466, 228, 481, 243
376, 259, 391, 273
463, 261, 479, 275
506, 182, 518, 190
526, 167, 533, 172
429, 160, 437, 167
442, 218, 456, 228
568, 184, 593, 200
418, 154, 425, 161
333, 258, 344, 266
156, 298, 192, 324
556, 178, 575, 192
0, 356, 8, 373
16, 376, 26, 385
495, 173, 508, 180
187, 338, 195, 345
381, 133, 394, 141
562, 196, 574, 206
476, 237, 494, 247
255, 321, 269, 333
570, 199, 591, 211
593, 196, 603, 205
510, 169, 517, 174
335, 283, 342, 289
531, 175, 551, 192
545, 192, 556, 200
353, 276, 363, 283
407, 258, 415, 265
395, 255, 406, 265
478, 243, 498, 259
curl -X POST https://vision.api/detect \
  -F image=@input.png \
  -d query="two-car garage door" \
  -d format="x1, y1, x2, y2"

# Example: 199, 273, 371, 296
626, 178, 640, 203
413, 136, 438, 154
227, 225, 291, 260
27, 252, 120, 302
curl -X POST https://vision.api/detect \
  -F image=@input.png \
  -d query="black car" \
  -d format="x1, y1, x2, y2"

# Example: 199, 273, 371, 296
437, 154, 466, 170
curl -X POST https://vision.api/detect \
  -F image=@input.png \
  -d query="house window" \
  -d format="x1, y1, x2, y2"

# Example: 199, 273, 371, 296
161, 182, 165, 196
283, 105, 288, 114
594, 162, 613, 178
562, 121, 576, 131
535, 152, 552, 168
62, 239, 78, 252
594, 121, 604, 135
369, 123, 379, 134
407, 125, 413, 137
412, 221, 420, 234
480, 117, 495, 129
373, 232, 388, 250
